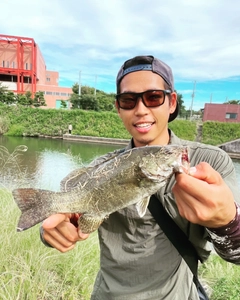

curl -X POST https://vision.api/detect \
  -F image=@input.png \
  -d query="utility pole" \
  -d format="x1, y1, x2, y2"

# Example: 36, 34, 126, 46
78, 71, 81, 96
94, 75, 98, 97
210, 93, 212, 103
190, 81, 196, 120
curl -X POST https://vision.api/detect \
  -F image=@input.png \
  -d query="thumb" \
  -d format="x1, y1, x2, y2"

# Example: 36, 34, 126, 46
189, 162, 221, 185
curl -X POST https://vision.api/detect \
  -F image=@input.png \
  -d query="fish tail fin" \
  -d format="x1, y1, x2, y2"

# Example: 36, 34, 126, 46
12, 188, 53, 232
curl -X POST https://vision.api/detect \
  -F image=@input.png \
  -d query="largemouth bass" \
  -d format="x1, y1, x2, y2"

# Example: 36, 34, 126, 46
12, 145, 189, 233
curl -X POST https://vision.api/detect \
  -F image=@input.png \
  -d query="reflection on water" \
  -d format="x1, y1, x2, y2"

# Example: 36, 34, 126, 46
232, 159, 240, 187
0, 136, 121, 191
32, 150, 85, 190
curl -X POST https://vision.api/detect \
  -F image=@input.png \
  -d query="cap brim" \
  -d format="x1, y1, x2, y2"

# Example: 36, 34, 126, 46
168, 101, 179, 122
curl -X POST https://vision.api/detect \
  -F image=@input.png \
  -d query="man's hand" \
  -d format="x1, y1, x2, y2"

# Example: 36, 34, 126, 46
42, 213, 89, 252
172, 162, 236, 228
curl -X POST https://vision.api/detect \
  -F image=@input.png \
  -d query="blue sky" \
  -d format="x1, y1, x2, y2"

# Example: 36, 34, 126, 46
1, 0, 240, 111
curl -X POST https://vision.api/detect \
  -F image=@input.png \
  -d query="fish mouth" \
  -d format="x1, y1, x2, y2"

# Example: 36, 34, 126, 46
172, 148, 190, 173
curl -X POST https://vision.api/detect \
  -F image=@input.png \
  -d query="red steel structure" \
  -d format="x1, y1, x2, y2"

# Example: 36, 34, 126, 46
0, 33, 72, 108
0, 34, 37, 95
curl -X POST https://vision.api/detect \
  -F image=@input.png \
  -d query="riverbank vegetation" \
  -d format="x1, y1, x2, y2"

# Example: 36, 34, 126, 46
0, 186, 240, 299
0, 189, 99, 300
1, 103, 240, 145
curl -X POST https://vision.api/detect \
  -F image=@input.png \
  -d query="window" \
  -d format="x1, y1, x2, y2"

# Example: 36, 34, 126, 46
46, 91, 52, 95
226, 113, 237, 119
46, 77, 51, 82
61, 93, 67, 96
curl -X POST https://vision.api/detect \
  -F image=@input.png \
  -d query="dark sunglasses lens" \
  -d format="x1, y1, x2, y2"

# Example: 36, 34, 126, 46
118, 94, 137, 109
117, 90, 166, 109
144, 91, 165, 107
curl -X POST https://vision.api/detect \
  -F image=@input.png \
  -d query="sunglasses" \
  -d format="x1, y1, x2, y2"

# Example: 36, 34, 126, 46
116, 89, 171, 110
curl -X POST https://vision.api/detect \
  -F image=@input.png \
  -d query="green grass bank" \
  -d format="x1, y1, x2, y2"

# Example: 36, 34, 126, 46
1, 188, 240, 299
1, 104, 240, 145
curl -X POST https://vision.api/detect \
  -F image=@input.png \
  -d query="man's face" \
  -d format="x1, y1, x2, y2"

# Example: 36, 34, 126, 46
116, 71, 177, 147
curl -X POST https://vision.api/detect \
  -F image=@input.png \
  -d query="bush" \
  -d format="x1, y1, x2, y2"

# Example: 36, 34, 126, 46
202, 121, 240, 145
5, 124, 25, 136
0, 116, 10, 134
1, 104, 240, 145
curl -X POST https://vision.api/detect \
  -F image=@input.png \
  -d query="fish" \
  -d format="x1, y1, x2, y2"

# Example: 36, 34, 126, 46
12, 145, 189, 234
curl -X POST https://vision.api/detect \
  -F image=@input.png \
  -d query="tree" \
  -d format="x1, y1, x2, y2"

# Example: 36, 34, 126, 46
60, 100, 68, 109
16, 91, 33, 106
32, 91, 47, 107
97, 92, 115, 111
80, 94, 99, 111
70, 83, 115, 111
176, 92, 187, 118
0, 82, 8, 95
69, 93, 81, 108
224, 100, 240, 105
72, 83, 79, 94
0, 83, 16, 104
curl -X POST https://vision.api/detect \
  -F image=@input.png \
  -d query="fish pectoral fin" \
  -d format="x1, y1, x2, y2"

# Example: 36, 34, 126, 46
78, 214, 106, 234
136, 196, 150, 217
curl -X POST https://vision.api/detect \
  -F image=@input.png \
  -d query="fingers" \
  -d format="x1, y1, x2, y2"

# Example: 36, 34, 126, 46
188, 162, 222, 184
42, 213, 89, 253
42, 213, 71, 229
172, 163, 236, 227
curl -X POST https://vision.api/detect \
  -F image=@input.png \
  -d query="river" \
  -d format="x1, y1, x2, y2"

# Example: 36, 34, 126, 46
0, 135, 120, 191
1, 135, 240, 191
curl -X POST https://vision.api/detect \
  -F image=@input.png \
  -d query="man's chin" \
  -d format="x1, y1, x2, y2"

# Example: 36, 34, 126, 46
133, 138, 154, 147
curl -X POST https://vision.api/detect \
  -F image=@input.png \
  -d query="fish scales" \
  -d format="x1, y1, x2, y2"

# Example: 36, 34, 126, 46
12, 145, 189, 233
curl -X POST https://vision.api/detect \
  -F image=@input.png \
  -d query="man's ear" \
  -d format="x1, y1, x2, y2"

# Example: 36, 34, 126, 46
169, 92, 177, 114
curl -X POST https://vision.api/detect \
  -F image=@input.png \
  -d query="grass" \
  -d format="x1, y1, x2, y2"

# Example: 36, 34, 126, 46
2, 103, 240, 146
2, 189, 240, 300
199, 255, 240, 300
0, 189, 99, 300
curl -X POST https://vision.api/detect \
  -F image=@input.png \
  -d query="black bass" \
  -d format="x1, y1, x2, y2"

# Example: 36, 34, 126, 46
12, 145, 189, 233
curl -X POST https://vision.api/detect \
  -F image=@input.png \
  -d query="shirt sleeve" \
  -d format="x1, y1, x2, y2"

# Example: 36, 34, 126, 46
207, 202, 240, 265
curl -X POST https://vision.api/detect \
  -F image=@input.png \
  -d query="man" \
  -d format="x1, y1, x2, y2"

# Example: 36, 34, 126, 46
41, 55, 240, 299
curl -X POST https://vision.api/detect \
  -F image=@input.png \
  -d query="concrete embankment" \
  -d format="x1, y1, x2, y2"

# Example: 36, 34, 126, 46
63, 134, 240, 158
218, 139, 240, 159
63, 134, 129, 146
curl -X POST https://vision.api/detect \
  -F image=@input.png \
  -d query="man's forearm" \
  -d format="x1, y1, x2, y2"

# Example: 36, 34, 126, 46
207, 202, 240, 264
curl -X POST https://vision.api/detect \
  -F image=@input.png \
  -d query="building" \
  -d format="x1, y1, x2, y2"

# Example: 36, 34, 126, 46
0, 34, 72, 108
203, 103, 240, 123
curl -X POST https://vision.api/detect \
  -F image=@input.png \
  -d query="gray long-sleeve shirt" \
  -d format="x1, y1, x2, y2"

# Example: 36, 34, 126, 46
90, 131, 240, 300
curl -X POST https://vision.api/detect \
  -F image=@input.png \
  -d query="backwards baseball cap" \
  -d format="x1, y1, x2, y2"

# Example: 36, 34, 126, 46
116, 55, 178, 122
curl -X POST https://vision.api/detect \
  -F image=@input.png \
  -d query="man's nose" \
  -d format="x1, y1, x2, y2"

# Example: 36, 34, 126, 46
134, 96, 149, 114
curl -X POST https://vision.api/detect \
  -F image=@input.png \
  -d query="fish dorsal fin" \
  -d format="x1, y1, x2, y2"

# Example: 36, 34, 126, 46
136, 196, 150, 217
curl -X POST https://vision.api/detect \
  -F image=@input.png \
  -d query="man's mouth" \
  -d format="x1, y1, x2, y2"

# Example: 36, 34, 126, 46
134, 122, 154, 129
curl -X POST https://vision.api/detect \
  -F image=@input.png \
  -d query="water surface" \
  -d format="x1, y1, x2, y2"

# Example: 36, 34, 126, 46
1, 135, 240, 191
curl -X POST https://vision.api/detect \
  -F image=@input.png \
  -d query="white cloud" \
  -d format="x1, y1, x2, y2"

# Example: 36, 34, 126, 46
1, 0, 240, 101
